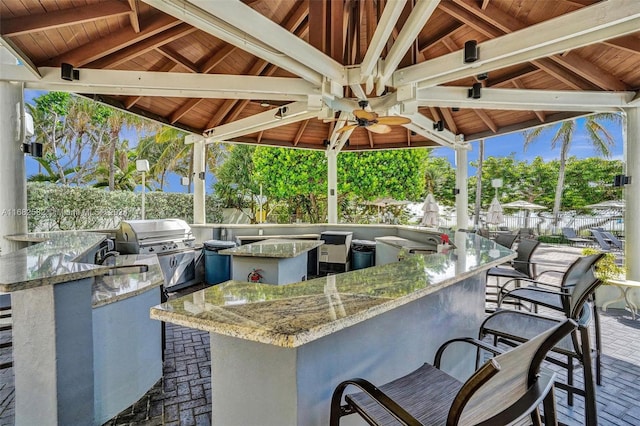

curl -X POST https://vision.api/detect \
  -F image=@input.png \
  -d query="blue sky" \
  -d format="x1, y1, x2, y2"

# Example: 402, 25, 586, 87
25, 89, 624, 193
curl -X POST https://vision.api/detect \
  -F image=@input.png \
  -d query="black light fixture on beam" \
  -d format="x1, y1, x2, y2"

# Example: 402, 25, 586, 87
477, 72, 488, 81
464, 40, 478, 63
453, 188, 460, 195
433, 120, 444, 131
274, 106, 288, 119
21, 142, 43, 158
613, 174, 631, 187
468, 82, 482, 99
61, 63, 79, 81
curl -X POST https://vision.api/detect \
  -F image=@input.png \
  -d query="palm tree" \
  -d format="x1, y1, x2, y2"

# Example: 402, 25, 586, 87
101, 109, 158, 191
523, 113, 621, 226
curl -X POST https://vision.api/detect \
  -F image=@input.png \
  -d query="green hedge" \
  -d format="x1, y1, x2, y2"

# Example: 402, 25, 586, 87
27, 182, 223, 231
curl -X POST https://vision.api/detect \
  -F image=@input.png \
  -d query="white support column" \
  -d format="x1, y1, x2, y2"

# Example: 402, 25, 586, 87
0, 50, 27, 255
190, 135, 206, 225
326, 150, 338, 224
624, 107, 640, 281
455, 148, 469, 230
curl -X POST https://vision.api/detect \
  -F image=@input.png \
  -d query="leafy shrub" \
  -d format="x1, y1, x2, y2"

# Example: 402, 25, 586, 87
27, 182, 222, 231
581, 247, 625, 284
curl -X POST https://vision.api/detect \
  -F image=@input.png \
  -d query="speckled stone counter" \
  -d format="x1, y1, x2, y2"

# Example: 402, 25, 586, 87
92, 253, 164, 308
2, 232, 162, 426
219, 238, 325, 284
0, 231, 109, 292
219, 238, 324, 258
151, 232, 514, 426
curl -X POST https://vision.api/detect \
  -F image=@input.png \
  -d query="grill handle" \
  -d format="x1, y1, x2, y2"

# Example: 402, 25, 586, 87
104, 264, 150, 276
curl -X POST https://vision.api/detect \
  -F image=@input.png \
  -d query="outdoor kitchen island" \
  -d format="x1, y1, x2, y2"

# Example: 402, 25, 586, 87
151, 231, 515, 426
0, 231, 164, 426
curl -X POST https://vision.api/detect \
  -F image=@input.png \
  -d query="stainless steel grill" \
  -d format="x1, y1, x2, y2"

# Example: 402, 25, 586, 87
115, 219, 198, 290
115, 219, 195, 255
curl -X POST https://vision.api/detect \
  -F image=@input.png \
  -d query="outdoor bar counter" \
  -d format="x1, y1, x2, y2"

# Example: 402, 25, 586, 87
151, 231, 515, 426
0, 232, 164, 426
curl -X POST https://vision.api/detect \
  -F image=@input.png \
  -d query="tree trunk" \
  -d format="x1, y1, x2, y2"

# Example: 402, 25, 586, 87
51, 114, 67, 185
474, 140, 484, 228
553, 146, 568, 227
108, 136, 116, 191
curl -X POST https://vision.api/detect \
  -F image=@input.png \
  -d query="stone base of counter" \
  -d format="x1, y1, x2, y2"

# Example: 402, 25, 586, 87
93, 287, 162, 425
13, 278, 95, 425
209, 274, 484, 425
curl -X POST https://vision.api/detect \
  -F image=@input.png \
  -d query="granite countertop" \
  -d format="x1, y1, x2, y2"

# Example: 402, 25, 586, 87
219, 239, 324, 258
92, 254, 165, 308
151, 232, 515, 348
375, 235, 440, 251
0, 232, 109, 292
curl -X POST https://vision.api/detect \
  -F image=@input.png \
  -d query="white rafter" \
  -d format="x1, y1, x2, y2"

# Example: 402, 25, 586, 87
184, 0, 346, 85
205, 101, 319, 142
400, 113, 458, 148
141, 0, 324, 86
377, 0, 440, 94
393, 0, 640, 88
5, 67, 318, 101
414, 86, 635, 112
360, 0, 407, 78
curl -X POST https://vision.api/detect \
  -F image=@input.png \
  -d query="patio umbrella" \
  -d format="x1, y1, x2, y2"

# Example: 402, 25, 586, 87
585, 200, 625, 211
486, 197, 504, 225
420, 193, 439, 227
502, 200, 546, 228
363, 197, 411, 223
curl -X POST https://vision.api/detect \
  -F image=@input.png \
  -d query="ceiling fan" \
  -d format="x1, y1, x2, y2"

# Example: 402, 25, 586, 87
336, 100, 412, 134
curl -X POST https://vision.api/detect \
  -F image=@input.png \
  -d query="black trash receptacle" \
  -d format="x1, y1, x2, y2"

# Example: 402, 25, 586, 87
203, 240, 237, 285
351, 239, 376, 270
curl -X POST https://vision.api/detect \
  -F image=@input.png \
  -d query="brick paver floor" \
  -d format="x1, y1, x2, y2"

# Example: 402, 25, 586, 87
1, 244, 639, 425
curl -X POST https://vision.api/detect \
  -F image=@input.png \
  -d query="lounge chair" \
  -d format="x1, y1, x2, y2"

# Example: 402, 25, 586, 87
602, 231, 624, 250
590, 229, 613, 251
562, 227, 592, 246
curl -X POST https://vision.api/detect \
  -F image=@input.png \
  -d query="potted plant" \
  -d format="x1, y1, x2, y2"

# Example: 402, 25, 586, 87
582, 247, 626, 309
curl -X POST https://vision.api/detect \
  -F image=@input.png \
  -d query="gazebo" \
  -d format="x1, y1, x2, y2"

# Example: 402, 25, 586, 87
1, 0, 637, 281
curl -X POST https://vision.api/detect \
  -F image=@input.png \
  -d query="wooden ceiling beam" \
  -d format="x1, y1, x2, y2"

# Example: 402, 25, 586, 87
602, 35, 640, 55
440, 36, 458, 53
128, 0, 141, 33
531, 58, 598, 90
437, 1, 501, 38
418, 22, 464, 53
451, 0, 628, 91
481, 0, 491, 10
0, 0, 131, 36
439, 107, 458, 134
293, 120, 309, 146
487, 65, 540, 87
45, 14, 181, 67
330, 0, 345, 62
256, 131, 264, 144
309, 0, 327, 53
474, 109, 497, 133
88, 23, 197, 69
199, 44, 236, 73
368, 130, 375, 148
124, 96, 142, 109
156, 46, 199, 73
549, 52, 629, 91
170, 99, 204, 124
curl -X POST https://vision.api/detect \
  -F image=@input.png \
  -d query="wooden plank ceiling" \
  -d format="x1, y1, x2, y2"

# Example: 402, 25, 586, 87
1, 0, 638, 151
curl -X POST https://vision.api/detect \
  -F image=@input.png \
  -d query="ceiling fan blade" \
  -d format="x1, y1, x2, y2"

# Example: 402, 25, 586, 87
376, 116, 412, 125
353, 109, 377, 121
337, 124, 358, 133
366, 124, 392, 134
